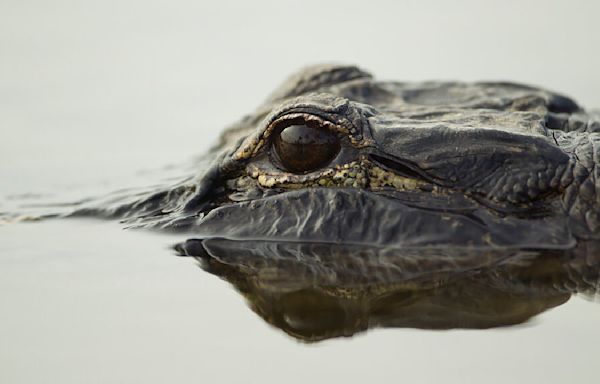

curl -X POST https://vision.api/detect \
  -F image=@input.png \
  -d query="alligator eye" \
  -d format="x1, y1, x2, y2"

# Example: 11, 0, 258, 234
273, 122, 341, 173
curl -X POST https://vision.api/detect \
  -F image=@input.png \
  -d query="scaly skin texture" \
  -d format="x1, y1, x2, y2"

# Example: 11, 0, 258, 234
74, 64, 600, 248
57, 64, 600, 340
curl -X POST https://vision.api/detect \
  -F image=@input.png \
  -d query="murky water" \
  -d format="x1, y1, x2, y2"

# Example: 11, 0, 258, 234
1, 219, 599, 384
2, 1, 600, 382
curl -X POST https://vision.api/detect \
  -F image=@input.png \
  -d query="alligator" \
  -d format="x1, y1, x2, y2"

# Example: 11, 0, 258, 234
75, 63, 599, 248
22, 64, 599, 340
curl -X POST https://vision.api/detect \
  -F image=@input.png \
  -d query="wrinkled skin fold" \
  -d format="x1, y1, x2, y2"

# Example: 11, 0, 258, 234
71, 64, 599, 248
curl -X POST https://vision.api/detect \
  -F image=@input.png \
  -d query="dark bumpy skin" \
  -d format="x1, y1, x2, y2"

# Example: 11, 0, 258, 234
62, 64, 599, 340
79, 64, 600, 248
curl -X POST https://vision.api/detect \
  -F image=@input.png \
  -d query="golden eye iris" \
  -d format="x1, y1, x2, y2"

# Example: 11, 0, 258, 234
273, 123, 340, 173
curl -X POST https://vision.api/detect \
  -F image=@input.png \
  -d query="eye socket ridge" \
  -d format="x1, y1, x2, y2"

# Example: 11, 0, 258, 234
269, 116, 342, 174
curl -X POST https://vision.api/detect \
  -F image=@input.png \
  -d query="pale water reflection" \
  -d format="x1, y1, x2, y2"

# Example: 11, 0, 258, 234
1, 221, 599, 384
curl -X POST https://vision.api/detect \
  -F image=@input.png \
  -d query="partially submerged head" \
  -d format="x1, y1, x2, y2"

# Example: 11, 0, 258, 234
103, 64, 598, 248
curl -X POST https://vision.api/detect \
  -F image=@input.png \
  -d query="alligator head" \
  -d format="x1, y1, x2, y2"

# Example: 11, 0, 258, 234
85, 64, 600, 248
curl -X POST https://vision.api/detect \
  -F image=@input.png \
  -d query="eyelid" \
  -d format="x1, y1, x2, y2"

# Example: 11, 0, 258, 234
233, 113, 349, 162
232, 95, 368, 162
270, 113, 345, 134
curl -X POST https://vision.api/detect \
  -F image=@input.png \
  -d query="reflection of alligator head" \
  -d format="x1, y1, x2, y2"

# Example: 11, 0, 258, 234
177, 239, 599, 342
53, 65, 599, 341
75, 64, 599, 247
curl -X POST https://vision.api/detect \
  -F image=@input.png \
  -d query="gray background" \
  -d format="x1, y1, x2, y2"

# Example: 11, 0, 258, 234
2, 0, 599, 193
1, 1, 599, 384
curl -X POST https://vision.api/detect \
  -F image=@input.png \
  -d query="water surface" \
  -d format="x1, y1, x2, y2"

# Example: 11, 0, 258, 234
1, 219, 599, 384
2, 1, 599, 382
